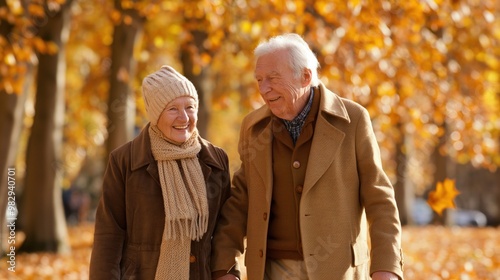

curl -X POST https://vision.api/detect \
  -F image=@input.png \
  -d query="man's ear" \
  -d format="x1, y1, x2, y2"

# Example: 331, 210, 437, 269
302, 68, 312, 86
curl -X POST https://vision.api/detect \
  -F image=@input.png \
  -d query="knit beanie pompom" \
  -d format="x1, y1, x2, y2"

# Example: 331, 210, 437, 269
142, 65, 198, 125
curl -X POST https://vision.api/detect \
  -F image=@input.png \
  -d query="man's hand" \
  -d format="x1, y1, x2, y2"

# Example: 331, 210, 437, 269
372, 271, 399, 280
215, 274, 239, 280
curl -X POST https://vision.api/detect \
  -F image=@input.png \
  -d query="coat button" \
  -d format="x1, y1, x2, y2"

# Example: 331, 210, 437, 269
296, 185, 303, 194
259, 250, 264, 257
292, 161, 301, 169
263, 212, 268, 221
190, 255, 196, 263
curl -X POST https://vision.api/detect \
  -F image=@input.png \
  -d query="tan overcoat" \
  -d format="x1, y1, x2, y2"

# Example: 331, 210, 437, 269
212, 83, 404, 280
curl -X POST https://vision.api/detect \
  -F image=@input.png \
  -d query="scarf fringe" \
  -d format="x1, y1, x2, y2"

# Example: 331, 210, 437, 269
164, 215, 208, 241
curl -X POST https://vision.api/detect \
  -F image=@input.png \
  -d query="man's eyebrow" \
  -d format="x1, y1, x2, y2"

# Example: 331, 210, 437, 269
264, 71, 281, 79
255, 70, 280, 79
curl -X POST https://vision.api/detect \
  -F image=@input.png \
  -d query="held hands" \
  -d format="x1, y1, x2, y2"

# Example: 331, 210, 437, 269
372, 271, 400, 280
215, 272, 396, 280
215, 274, 239, 280
214, 272, 396, 280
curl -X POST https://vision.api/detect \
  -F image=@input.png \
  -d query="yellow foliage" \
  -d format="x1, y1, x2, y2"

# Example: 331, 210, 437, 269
46, 42, 59, 54
153, 36, 164, 47
485, 70, 499, 83
1, 0, 498, 198
200, 52, 211, 65
240, 20, 252, 34
32, 37, 46, 53
3, 2, 22, 16
122, 0, 135, 10
27, 3, 45, 17
123, 15, 133, 25
110, 10, 121, 24
377, 82, 396, 96
348, 0, 361, 10
3, 53, 16, 65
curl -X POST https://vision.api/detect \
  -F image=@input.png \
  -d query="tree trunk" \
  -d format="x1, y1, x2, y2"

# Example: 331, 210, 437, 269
19, 0, 74, 253
106, 0, 144, 156
493, 137, 500, 226
430, 124, 454, 226
0, 0, 31, 256
394, 125, 414, 225
180, 30, 210, 138
0, 90, 29, 255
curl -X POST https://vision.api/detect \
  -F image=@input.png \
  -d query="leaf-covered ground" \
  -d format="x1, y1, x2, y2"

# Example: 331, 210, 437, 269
1, 224, 499, 279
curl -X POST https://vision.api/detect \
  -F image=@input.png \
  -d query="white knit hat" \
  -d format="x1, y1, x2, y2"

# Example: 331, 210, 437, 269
142, 65, 198, 125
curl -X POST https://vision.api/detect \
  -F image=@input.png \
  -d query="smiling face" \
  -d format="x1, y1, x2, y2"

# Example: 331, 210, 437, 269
254, 49, 312, 120
157, 96, 198, 145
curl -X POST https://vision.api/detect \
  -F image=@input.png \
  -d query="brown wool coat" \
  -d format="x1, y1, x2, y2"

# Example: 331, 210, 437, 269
211, 83, 404, 280
89, 124, 233, 280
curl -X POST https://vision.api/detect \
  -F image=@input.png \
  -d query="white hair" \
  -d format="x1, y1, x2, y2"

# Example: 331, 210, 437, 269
254, 33, 320, 86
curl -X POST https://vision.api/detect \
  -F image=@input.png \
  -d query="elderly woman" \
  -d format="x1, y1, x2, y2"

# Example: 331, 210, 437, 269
90, 66, 234, 279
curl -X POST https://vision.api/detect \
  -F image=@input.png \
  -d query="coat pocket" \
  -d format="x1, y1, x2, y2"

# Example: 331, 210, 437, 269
351, 241, 369, 266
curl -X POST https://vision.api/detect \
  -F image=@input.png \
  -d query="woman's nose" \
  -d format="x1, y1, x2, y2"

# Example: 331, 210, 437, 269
177, 109, 189, 121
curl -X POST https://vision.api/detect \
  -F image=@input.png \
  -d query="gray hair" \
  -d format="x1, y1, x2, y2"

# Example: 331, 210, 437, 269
254, 33, 320, 87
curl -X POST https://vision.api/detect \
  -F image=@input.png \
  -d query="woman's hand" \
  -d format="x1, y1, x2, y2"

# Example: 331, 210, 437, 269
215, 274, 239, 280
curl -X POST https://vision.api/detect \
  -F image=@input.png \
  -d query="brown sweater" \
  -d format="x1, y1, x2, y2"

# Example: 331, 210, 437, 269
267, 88, 321, 260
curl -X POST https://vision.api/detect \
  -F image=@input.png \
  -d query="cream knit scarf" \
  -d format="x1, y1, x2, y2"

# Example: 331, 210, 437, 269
149, 125, 208, 280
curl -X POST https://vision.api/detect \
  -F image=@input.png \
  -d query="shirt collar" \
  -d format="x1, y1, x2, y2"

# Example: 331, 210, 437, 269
282, 87, 315, 143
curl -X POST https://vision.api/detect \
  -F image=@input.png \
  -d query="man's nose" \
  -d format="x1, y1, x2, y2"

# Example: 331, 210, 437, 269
259, 79, 271, 94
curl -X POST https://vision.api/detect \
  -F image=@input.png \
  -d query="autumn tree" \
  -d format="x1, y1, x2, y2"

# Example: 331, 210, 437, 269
0, 90, 28, 255
105, 0, 145, 156
20, 0, 74, 253
437, 0, 500, 224
134, 1, 235, 137
0, 0, 18, 255
180, 12, 211, 137
0, 0, 35, 254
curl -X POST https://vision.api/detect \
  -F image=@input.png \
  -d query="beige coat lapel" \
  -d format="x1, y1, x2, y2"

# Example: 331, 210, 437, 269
303, 84, 351, 195
303, 117, 345, 195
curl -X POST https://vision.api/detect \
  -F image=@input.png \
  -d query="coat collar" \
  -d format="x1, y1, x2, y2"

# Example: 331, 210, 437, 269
130, 124, 155, 172
317, 82, 350, 123
130, 123, 225, 172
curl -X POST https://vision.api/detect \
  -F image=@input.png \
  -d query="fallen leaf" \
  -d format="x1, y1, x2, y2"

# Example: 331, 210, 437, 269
427, 178, 460, 215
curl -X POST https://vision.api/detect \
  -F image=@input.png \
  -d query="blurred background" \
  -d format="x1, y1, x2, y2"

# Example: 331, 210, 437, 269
0, 0, 499, 279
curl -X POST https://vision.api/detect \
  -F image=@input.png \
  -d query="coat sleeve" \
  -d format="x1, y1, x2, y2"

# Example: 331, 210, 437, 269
89, 151, 127, 280
211, 119, 250, 278
355, 107, 404, 279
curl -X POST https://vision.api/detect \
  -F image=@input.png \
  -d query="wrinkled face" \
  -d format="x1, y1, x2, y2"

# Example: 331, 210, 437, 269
157, 96, 198, 144
254, 49, 311, 120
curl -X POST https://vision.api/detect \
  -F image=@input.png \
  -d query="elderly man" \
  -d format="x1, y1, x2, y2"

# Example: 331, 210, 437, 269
212, 33, 404, 280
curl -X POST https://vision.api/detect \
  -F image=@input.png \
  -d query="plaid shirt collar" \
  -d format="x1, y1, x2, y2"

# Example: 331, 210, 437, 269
282, 87, 315, 144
